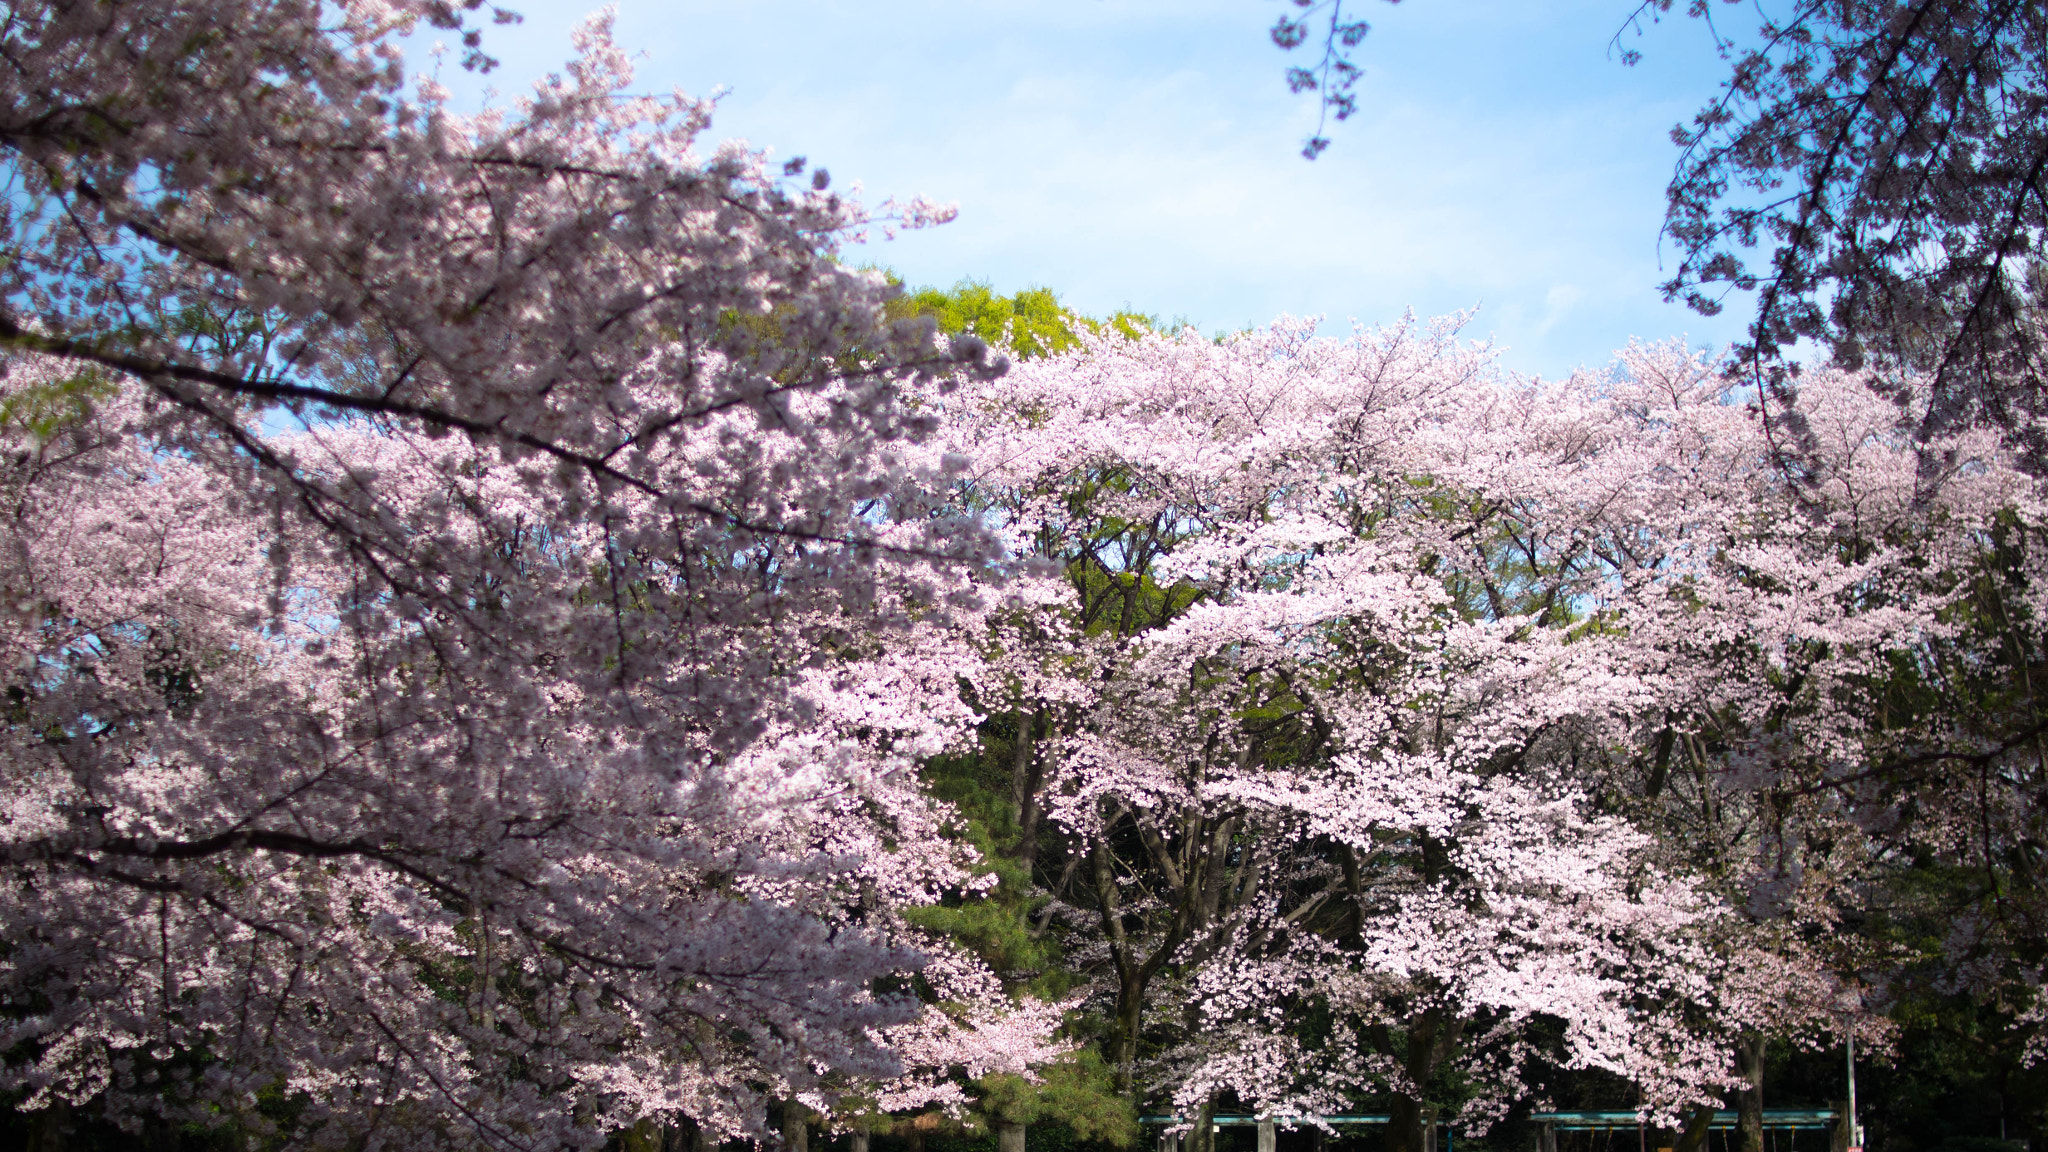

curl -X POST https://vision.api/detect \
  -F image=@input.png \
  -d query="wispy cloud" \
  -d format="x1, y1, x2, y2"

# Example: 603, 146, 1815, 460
441, 0, 1752, 378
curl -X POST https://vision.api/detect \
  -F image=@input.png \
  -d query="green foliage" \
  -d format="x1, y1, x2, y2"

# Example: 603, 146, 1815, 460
972, 1049, 1137, 1145
888, 279, 1154, 359
0, 366, 115, 443
907, 721, 1134, 1140
910, 746, 1069, 998
1064, 560, 1206, 641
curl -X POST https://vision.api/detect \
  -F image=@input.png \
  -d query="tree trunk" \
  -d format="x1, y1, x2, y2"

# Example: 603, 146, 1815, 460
782, 1102, 810, 1152
1188, 1098, 1217, 1152
28, 1104, 70, 1152
664, 1116, 711, 1152
1387, 1097, 1426, 1152
1109, 966, 1145, 1093
998, 1120, 1027, 1152
1673, 1105, 1717, 1152
1093, 826, 1148, 1096
1736, 1033, 1766, 1152
622, 1119, 665, 1152
1383, 1007, 1463, 1152
1010, 709, 1046, 867
1258, 1119, 1276, 1152
851, 1127, 870, 1152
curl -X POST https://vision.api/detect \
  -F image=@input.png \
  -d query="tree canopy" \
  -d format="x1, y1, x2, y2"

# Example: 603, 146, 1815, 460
4, 2, 2048, 1150
1275, 0, 2048, 474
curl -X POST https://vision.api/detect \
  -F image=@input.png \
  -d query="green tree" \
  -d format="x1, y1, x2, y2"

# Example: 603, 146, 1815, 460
889, 280, 1155, 360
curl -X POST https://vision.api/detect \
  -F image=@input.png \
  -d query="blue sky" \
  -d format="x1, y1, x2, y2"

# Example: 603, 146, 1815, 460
438, 0, 1757, 380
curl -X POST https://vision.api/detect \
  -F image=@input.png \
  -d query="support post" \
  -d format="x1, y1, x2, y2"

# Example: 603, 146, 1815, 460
1845, 1034, 1860, 1151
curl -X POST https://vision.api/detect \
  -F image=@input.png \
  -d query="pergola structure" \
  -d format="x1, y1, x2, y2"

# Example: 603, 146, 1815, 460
1529, 1110, 1844, 1152
1532, 1111, 1839, 1131
1141, 1110, 1845, 1152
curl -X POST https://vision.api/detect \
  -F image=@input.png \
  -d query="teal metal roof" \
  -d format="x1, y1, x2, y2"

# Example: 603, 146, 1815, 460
1531, 1110, 1839, 1131
1136, 1110, 1841, 1131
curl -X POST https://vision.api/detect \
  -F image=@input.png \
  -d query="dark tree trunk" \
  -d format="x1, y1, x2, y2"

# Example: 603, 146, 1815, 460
1736, 1033, 1766, 1152
1380, 1007, 1464, 1152
28, 1104, 71, 1152
1189, 1099, 1217, 1152
1673, 1105, 1717, 1152
1387, 1098, 1426, 1152
621, 1118, 664, 1152
782, 1102, 810, 1152
1092, 826, 1150, 1096
1109, 965, 1146, 1091
998, 1120, 1027, 1152
1010, 710, 1046, 867
665, 1115, 720, 1152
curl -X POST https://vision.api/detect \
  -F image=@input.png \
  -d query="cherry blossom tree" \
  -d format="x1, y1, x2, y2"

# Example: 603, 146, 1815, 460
0, 0, 1046, 1147
8, 0, 2045, 1141
1644, 0, 2048, 467
1565, 342, 2044, 1146
933, 312, 2042, 1141
930, 320, 1734, 1147
1274, 0, 2048, 477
